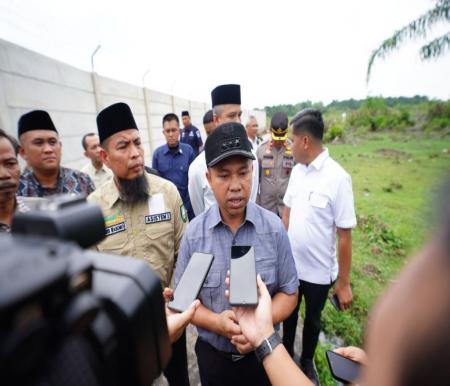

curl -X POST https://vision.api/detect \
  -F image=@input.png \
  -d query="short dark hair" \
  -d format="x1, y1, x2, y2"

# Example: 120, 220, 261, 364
290, 108, 324, 140
162, 113, 179, 126
0, 128, 19, 155
82, 132, 96, 150
203, 110, 214, 125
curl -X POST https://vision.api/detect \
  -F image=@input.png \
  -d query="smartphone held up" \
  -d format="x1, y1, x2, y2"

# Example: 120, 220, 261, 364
168, 252, 214, 312
229, 246, 258, 307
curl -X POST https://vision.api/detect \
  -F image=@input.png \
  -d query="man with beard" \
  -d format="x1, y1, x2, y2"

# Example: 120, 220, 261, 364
88, 102, 189, 386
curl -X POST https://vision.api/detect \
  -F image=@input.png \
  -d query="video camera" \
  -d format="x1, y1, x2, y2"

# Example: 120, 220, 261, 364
0, 195, 171, 386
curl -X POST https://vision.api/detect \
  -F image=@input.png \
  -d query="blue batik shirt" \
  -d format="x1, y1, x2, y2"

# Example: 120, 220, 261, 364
180, 124, 203, 157
18, 167, 95, 197
174, 201, 298, 352
152, 143, 195, 219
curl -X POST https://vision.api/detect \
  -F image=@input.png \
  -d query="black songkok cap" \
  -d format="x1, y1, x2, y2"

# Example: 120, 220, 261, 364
18, 110, 57, 137
211, 84, 241, 107
205, 122, 255, 167
181, 111, 190, 117
96, 102, 138, 143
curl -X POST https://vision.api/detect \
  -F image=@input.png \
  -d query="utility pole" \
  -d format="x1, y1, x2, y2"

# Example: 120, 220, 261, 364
91, 45, 102, 112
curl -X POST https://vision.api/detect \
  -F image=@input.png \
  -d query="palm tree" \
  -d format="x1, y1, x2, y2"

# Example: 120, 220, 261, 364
367, 0, 450, 82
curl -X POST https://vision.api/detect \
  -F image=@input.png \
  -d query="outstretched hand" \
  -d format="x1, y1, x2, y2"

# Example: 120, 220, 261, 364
225, 272, 274, 348
163, 287, 200, 343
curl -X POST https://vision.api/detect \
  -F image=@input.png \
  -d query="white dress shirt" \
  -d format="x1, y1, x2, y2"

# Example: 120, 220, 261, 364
188, 151, 259, 216
283, 148, 356, 284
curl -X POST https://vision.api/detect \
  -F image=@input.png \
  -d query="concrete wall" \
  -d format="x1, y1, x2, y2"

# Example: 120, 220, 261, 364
0, 38, 266, 170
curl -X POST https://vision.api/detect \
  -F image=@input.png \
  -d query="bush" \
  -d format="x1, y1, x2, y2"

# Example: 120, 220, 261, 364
424, 101, 450, 131
324, 125, 343, 142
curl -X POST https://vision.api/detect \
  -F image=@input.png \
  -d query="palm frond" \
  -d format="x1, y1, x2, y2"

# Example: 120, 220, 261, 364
367, 0, 450, 82
420, 32, 450, 58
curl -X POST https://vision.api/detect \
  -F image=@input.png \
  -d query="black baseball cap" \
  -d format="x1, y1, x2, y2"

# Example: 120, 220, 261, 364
205, 122, 255, 167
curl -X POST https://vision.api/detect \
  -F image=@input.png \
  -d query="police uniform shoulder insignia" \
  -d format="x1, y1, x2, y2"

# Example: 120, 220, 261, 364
180, 204, 188, 223
284, 146, 293, 156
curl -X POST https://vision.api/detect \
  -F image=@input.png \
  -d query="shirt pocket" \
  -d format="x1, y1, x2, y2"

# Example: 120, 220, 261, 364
254, 242, 277, 265
307, 192, 330, 224
145, 221, 174, 251
201, 270, 222, 310
97, 230, 128, 253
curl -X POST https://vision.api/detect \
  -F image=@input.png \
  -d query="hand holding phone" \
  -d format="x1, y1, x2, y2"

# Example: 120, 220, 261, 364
168, 252, 214, 312
326, 350, 361, 384
329, 293, 342, 311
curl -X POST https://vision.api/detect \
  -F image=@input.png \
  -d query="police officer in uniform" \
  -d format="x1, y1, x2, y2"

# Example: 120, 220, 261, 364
88, 102, 190, 386
256, 112, 295, 217
180, 110, 203, 157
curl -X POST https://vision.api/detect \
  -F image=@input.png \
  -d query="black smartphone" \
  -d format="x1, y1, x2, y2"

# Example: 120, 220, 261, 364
229, 246, 258, 306
329, 293, 342, 311
168, 252, 214, 312
326, 350, 361, 384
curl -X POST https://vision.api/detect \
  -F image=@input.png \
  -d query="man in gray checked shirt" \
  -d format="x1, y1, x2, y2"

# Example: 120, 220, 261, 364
174, 122, 298, 386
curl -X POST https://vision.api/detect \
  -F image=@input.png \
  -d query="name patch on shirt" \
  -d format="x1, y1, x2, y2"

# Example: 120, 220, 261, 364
104, 210, 126, 236
106, 222, 126, 235
145, 212, 172, 224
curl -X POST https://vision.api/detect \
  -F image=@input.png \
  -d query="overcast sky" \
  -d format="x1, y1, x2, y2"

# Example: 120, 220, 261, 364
1, 0, 449, 108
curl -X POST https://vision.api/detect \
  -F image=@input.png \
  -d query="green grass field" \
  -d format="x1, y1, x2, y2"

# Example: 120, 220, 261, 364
309, 136, 450, 385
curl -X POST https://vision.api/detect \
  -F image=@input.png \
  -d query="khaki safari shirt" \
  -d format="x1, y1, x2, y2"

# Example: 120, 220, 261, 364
256, 139, 295, 217
88, 172, 188, 287
81, 162, 113, 189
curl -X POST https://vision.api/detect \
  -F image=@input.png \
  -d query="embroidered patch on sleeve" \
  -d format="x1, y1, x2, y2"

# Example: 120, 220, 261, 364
180, 204, 187, 222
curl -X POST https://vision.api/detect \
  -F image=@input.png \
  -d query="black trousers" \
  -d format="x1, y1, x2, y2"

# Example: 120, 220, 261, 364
282, 279, 332, 361
195, 338, 271, 386
163, 330, 190, 386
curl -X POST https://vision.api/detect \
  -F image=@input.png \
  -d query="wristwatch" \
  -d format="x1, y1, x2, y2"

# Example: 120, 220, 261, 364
255, 331, 281, 362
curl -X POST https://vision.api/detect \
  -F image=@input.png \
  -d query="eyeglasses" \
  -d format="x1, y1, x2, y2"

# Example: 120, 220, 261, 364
251, 124, 258, 128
